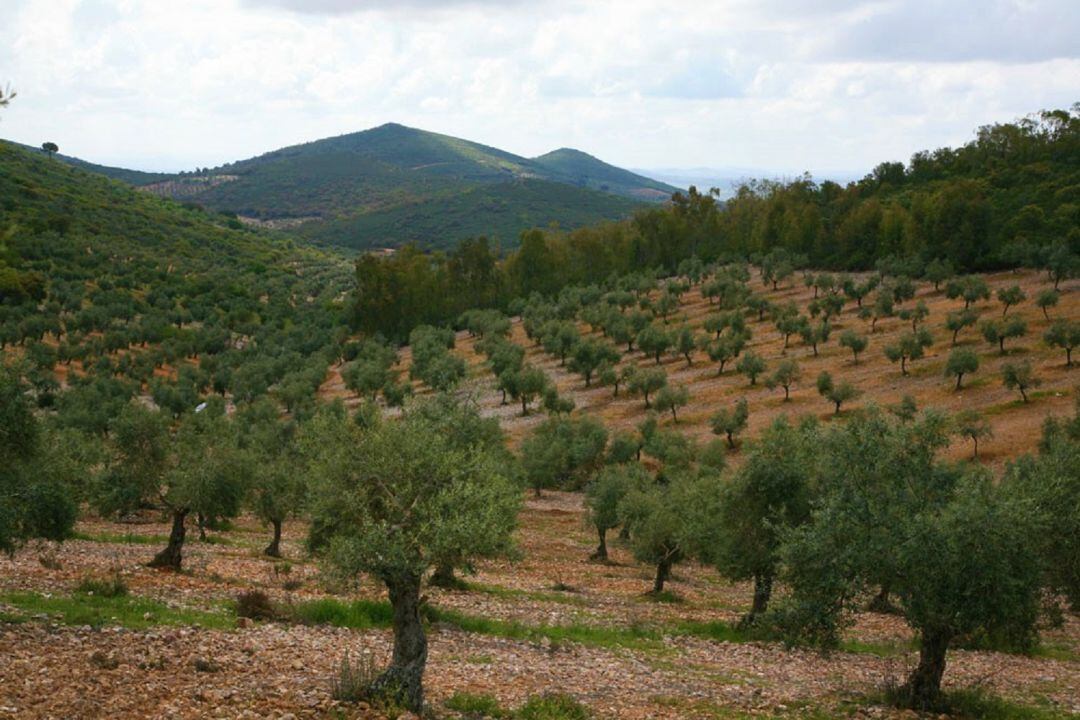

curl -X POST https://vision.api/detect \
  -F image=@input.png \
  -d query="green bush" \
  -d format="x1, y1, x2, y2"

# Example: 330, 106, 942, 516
446, 691, 508, 718
515, 693, 591, 720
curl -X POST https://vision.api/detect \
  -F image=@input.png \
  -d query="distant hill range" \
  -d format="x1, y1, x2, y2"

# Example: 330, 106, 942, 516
39, 124, 678, 251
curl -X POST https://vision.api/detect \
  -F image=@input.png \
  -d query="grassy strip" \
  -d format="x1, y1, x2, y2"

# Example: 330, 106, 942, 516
0, 591, 235, 630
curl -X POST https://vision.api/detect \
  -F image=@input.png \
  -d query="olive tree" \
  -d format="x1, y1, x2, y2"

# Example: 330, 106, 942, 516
583, 462, 650, 561
778, 410, 1039, 711
1035, 289, 1059, 320
981, 317, 1027, 354
944, 349, 979, 391
945, 309, 978, 346
815, 371, 859, 414
239, 400, 304, 557
710, 398, 749, 449
568, 338, 620, 387
1044, 319, 1079, 366
839, 330, 868, 364
627, 367, 667, 409
1002, 361, 1039, 403
736, 351, 766, 386
954, 409, 993, 459
699, 417, 817, 623
521, 415, 608, 497
996, 285, 1026, 317
619, 471, 712, 595
95, 400, 250, 570
0, 365, 80, 554
306, 403, 520, 712
654, 384, 690, 423
884, 328, 933, 376
765, 359, 801, 401
1003, 401, 1080, 610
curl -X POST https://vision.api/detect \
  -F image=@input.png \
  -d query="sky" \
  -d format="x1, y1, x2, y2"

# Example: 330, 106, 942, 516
0, 0, 1077, 177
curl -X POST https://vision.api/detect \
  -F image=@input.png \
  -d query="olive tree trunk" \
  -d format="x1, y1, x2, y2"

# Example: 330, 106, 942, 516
264, 518, 283, 558
372, 572, 427, 712
742, 571, 773, 624
652, 558, 671, 594
590, 527, 608, 562
148, 509, 188, 570
904, 628, 951, 711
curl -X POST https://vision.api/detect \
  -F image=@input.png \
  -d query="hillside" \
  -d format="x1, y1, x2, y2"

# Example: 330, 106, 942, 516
52, 123, 676, 251
295, 177, 644, 250
531, 147, 674, 200
329, 266, 1080, 468
0, 139, 352, 425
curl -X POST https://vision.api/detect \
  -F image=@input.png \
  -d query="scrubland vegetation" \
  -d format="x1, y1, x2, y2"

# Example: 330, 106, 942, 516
1, 106, 1079, 718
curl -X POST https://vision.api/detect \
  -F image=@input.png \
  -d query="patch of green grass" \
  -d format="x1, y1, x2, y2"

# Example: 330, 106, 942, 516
0, 591, 235, 630
446, 691, 509, 718
288, 598, 394, 630
515, 693, 592, 720
466, 582, 589, 607
872, 686, 1076, 720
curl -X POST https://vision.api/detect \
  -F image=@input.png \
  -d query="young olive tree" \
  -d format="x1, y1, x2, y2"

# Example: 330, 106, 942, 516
944, 349, 979, 391
584, 462, 650, 561
521, 415, 608, 497
700, 417, 818, 623
654, 384, 690, 423
736, 351, 766, 386
765, 359, 801, 401
96, 400, 250, 570
710, 398, 749, 449
306, 404, 521, 712
1044, 319, 1079, 366
839, 330, 868, 364
619, 471, 713, 595
1002, 360, 1039, 403
815, 371, 860, 414
238, 399, 304, 557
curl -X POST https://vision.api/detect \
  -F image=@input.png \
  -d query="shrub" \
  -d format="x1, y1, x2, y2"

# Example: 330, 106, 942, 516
75, 571, 128, 598
331, 651, 380, 703
446, 691, 508, 718
235, 589, 277, 621
516, 693, 592, 720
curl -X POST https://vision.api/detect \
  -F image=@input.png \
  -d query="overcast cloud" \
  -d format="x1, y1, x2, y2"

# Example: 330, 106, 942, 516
0, 0, 1076, 176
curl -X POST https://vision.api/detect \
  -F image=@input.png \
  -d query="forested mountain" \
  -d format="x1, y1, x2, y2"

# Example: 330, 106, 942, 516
48, 123, 676, 251
0, 140, 353, 425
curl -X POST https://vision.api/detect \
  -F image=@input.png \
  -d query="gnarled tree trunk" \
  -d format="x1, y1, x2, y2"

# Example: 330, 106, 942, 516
429, 562, 462, 589
372, 572, 427, 712
904, 628, 950, 711
148, 509, 188, 570
741, 571, 773, 625
652, 558, 671, 594
264, 518, 283, 558
590, 527, 608, 562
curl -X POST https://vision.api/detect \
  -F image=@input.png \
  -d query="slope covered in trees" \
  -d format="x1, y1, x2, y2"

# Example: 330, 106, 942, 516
52, 122, 676, 251
0, 140, 353, 427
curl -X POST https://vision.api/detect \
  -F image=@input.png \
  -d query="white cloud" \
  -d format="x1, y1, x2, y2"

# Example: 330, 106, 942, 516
0, 0, 1076, 175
